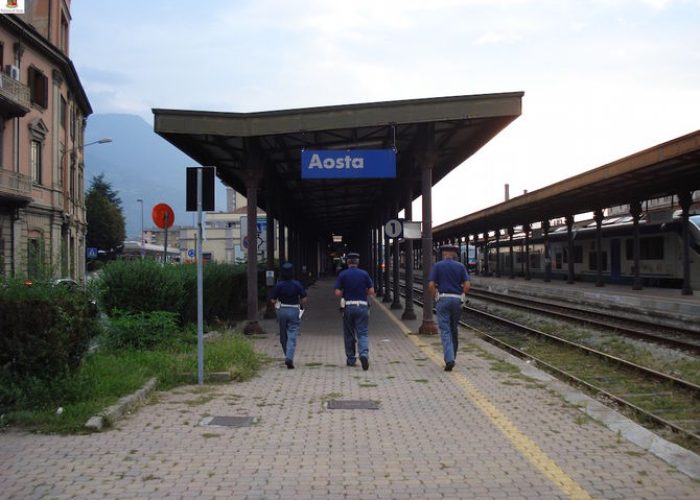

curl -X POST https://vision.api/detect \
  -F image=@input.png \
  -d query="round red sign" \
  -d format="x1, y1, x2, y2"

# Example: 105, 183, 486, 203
152, 203, 175, 229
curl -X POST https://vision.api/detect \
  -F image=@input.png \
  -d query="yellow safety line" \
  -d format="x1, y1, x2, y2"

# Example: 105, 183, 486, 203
373, 298, 593, 500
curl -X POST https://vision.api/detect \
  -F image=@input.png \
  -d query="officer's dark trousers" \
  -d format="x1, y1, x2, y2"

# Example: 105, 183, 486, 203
342, 305, 369, 365
436, 297, 461, 363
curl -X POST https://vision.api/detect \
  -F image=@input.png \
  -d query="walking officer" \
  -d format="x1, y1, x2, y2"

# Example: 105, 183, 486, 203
428, 244, 471, 371
269, 262, 307, 369
334, 252, 375, 370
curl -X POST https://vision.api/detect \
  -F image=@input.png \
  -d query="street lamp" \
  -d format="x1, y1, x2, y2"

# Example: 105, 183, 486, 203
137, 198, 144, 258
59, 137, 112, 282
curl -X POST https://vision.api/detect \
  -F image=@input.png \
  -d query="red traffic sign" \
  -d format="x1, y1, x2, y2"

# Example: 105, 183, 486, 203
152, 203, 175, 229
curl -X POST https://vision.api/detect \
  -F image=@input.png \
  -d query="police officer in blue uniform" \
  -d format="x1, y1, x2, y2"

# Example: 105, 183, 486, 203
428, 244, 471, 371
334, 252, 375, 370
269, 262, 307, 369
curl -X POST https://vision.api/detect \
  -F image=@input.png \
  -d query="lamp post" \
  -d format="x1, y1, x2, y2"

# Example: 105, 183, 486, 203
137, 198, 144, 258
61, 137, 112, 282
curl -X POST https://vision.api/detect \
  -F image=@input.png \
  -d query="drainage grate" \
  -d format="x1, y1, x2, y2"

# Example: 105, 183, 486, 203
327, 400, 379, 410
200, 416, 257, 428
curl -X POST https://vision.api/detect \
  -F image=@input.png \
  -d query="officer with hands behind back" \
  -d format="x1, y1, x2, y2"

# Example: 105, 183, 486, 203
428, 244, 471, 371
269, 262, 307, 369
334, 252, 375, 370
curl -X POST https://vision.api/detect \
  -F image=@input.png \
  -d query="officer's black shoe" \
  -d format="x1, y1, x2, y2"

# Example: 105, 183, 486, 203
360, 356, 369, 371
444, 361, 455, 372
285, 359, 294, 369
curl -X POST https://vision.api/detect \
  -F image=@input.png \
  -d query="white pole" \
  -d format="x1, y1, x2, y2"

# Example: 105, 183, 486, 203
196, 168, 204, 385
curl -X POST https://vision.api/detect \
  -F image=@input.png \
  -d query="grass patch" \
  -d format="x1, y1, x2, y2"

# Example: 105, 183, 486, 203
201, 433, 222, 439
413, 379, 429, 384
489, 361, 520, 374
359, 382, 378, 388
304, 362, 323, 368
0, 332, 262, 434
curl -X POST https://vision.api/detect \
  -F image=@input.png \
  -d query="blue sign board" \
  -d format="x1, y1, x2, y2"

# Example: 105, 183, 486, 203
301, 149, 396, 179
86, 247, 98, 259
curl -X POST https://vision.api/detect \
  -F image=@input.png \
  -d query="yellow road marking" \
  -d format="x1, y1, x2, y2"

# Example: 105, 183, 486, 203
373, 298, 593, 500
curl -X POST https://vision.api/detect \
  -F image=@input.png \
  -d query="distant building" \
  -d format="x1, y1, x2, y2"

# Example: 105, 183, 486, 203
0, 2, 92, 281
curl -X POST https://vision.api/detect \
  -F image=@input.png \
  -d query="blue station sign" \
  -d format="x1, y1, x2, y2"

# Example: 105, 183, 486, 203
301, 149, 396, 179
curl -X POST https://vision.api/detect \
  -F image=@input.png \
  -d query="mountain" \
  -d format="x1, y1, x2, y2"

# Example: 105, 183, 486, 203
84, 113, 227, 238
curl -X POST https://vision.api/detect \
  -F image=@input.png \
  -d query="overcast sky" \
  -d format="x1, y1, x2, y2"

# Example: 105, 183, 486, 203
71, 0, 700, 226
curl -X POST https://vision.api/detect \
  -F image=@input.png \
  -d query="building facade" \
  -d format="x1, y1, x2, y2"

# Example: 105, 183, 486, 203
0, 1, 92, 281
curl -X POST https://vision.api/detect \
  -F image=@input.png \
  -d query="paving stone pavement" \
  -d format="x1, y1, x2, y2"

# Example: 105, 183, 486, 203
1, 279, 699, 499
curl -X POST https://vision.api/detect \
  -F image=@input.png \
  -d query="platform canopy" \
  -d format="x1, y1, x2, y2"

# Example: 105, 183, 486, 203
435, 129, 700, 238
153, 92, 523, 236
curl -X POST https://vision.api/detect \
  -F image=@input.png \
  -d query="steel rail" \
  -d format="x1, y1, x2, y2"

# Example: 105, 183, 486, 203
401, 281, 700, 395
407, 275, 700, 354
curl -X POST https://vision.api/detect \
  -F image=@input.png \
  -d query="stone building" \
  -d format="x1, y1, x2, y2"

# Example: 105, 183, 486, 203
0, 0, 92, 281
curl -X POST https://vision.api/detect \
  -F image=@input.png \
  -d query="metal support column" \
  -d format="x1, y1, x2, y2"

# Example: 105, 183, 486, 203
243, 163, 264, 335
524, 223, 531, 281
679, 192, 694, 295
483, 233, 490, 276
594, 209, 604, 287
542, 220, 551, 282
263, 213, 276, 319
565, 215, 575, 284
278, 220, 286, 263
419, 132, 438, 335
391, 203, 402, 309
630, 201, 642, 290
495, 230, 501, 277
376, 219, 384, 297
402, 185, 416, 319
508, 227, 515, 279
382, 210, 392, 303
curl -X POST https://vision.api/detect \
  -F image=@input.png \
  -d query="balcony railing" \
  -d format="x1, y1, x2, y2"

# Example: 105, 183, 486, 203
0, 168, 32, 201
0, 71, 31, 112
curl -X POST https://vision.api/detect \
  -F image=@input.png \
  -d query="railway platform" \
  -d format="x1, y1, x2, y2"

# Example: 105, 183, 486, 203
468, 275, 700, 332
2, 279, 699, 499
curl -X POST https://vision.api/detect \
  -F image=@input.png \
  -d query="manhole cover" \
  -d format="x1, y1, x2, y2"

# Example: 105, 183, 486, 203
200, 416, 257, 428
327, 400, 379, 410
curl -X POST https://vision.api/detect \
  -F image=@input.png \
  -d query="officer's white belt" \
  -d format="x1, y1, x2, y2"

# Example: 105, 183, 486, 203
280, 303, 300, 308
438, 293, 463, 299
345, 300, 368, 306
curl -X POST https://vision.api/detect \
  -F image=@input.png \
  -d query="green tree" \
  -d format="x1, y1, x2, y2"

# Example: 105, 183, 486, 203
86, 174, 125, 253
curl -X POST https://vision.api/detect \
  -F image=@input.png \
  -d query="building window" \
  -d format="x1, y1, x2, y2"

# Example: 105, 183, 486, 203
60, 97, 67, 129
60, 13, 69, 53
27, 237, 45, 280
31, 140, 42, 185
28, 67, 49, 108
70, 104, 76, 140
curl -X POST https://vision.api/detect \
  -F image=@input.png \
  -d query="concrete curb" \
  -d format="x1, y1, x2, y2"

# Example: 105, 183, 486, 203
468, 334, 700, 480
85, 377, 158, 431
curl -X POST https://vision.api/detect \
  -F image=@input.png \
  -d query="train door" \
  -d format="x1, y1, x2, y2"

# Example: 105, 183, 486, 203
610, 238, 621, 283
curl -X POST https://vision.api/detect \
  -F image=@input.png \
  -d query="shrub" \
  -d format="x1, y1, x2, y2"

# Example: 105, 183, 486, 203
97, 260, 266, 325
98, 259, 185, 317
0, 280, 98, 378
104, 310, 183, 350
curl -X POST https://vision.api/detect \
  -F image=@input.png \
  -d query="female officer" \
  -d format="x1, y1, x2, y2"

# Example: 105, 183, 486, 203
269, 262, 307, 369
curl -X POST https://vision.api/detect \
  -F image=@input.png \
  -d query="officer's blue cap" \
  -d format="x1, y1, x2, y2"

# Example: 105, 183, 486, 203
281, 262, 294, 270
440, 244, 459, 253
346, 252, 360, 260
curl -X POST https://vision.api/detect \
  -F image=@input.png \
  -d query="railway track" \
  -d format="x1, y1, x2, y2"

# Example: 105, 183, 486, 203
393, 280, 700, 451
405, 275, 700, 354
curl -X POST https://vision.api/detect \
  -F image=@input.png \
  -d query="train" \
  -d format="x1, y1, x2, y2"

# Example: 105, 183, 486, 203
465, 212, 700, 290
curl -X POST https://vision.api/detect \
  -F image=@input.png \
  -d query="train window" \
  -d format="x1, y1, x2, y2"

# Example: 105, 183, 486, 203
625, 237, 664, 260
588, 252, 608, 271
555, 253, 562, 269
530, 254, 541, 269
563, 246, 583, 264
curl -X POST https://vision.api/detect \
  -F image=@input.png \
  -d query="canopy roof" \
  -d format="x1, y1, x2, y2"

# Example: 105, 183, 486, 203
153, 92, 523, 236
434, 129, 700, 238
